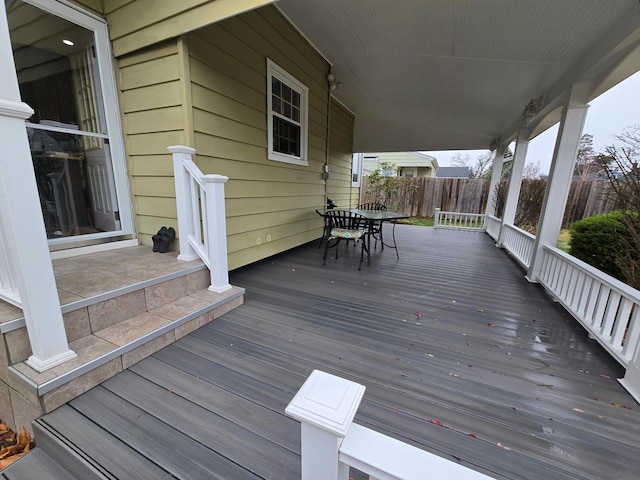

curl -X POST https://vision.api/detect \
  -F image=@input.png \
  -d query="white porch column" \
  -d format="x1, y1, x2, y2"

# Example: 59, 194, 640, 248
527, 88, 589, 282
286, 370, 366, 480
0, 7, 76, 371
485, 145, 506, 217
497, 132, 529, 246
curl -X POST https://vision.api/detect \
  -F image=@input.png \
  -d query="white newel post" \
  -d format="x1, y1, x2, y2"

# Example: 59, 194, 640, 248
434, 208, 441, 227
286, 370, 366, 480
202, 174, 231, 293
169, 145, 199, 261
620, 340, 640, 404
0, 7, 76, 371
497, 132, 529, 247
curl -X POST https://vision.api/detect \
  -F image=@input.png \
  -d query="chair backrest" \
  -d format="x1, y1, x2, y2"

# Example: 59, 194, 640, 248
358, 202, 387, 211
324, 210, 365, 230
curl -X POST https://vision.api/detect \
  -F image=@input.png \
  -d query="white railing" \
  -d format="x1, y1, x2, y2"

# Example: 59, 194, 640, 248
501, 224, 535, 269
0, 233, 21, 306
484, 215, 501, 241
434, 208, 486, 230
286, 370, 493, 480
538, 245, 640, 368
169, 145, 231, 293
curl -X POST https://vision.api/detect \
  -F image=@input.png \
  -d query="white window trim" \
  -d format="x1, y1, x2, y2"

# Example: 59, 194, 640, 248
351, 153, 363, 187
18, 0, 133, 244
267, 58, 309, 166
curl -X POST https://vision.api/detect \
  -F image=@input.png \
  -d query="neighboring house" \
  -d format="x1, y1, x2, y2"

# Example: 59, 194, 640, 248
363, 152, 438, 178
436, 167, 471, 178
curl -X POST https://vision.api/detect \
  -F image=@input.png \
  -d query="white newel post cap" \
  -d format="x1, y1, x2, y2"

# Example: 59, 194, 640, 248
286, 370, 366, 437
167, 145, 196, 155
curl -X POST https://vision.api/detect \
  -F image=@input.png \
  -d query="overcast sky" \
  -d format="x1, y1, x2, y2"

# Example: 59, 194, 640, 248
426, 70, 640, 175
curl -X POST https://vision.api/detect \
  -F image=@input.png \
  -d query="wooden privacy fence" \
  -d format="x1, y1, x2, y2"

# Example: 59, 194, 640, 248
360, 177, 490, 217
361, 177, 616, 225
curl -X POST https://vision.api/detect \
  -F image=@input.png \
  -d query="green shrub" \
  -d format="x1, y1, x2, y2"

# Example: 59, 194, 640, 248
569, 212, 629, 280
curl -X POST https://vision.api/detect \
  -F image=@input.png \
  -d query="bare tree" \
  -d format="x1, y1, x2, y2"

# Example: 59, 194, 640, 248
472, 152, 494, 179
574, 133, 602, 181
523, 161, 541, 179
450, 152, 471, 168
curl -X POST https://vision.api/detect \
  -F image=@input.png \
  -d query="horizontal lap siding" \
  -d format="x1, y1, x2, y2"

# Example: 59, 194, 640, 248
188, 6, 329, 270
117, 41, 185, 246
327, 99, 356, 208
104, 0, 274, 57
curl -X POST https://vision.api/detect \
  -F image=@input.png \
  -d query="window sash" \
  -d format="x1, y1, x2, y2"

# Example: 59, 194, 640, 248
267, 59, 308, 166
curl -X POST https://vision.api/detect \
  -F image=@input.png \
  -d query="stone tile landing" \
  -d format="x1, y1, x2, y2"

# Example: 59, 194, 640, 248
0, 246, 244, 433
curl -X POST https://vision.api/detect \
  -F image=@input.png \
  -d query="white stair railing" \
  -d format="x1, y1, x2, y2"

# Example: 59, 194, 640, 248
169, 145, 231, 293
434, 208, 486, 230
286, 370, 493, 480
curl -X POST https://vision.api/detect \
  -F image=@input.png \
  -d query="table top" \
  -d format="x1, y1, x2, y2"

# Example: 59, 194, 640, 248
320, 208, 408, 221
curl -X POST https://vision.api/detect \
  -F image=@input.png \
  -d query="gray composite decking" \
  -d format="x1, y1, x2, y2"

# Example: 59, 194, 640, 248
8, 226, 640, 479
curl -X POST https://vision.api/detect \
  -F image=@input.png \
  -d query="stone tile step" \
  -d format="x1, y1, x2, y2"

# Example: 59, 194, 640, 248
7, 286, 244, 415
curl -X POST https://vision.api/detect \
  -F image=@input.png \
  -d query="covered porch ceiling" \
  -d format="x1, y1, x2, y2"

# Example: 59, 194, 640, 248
276, 0, 640, 153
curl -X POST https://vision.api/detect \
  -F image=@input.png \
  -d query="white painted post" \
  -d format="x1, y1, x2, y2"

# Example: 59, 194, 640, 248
286, 370, 366, 480
0, 7, 76, 371
485, 145, 506, 218
527, 86, 589, 282
202, 175, 232, 293
497, 132, 529, 247
169, 145, 199, 261
620, 340, 640, 405
434, 208, 441, 227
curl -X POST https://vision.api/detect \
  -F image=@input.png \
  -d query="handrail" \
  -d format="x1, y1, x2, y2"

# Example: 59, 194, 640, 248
169, 145, 231, 293
501, 224, 535, 269
434, 208, 486, 230
286, 370, 493, 480
484, 214, 501, 241
538, 245, 640, 367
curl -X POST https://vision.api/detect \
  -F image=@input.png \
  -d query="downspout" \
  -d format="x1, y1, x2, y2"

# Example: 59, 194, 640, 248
324, 70, 331, 209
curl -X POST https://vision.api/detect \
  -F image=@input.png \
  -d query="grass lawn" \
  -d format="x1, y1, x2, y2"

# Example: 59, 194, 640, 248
557, 229, 571, 252
395, 217, 434, 227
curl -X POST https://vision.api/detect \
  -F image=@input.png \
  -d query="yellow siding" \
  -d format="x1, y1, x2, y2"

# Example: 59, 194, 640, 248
117, 40, 186, 245
104, 0, 275, 57
187, 6, 331, 270
327, 98, 356, 209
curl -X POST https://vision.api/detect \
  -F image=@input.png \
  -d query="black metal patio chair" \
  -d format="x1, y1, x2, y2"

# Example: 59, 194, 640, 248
322, 210, 369, 270
358, 202, 387, 250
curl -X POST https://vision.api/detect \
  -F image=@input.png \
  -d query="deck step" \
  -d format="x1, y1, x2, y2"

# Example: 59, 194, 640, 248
0, 448, 83, 480
30, 404, 175, 479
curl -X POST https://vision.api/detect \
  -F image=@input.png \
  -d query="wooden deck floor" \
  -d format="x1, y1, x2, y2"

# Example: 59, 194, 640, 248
34, 226, 640, 479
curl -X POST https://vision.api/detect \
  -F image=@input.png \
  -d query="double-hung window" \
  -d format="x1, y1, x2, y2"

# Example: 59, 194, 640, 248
267, 59, 308, 166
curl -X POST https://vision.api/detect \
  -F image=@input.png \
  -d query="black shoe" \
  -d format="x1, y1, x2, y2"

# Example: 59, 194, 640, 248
158, 227, 175, 253
152, 226, 168, 252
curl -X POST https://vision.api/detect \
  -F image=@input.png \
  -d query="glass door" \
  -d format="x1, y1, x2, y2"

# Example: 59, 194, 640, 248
6, 0, 132, 244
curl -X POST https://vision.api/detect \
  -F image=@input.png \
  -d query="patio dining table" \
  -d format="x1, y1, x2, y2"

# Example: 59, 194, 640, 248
349, 208, 409, 264
318, 208, 409, 266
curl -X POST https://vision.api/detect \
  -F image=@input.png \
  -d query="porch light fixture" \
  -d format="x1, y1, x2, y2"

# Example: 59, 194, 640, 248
522, 95, 544, 125
489, 137, 499, 152
62, 39, 74, 46
327, 72, 342, 91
